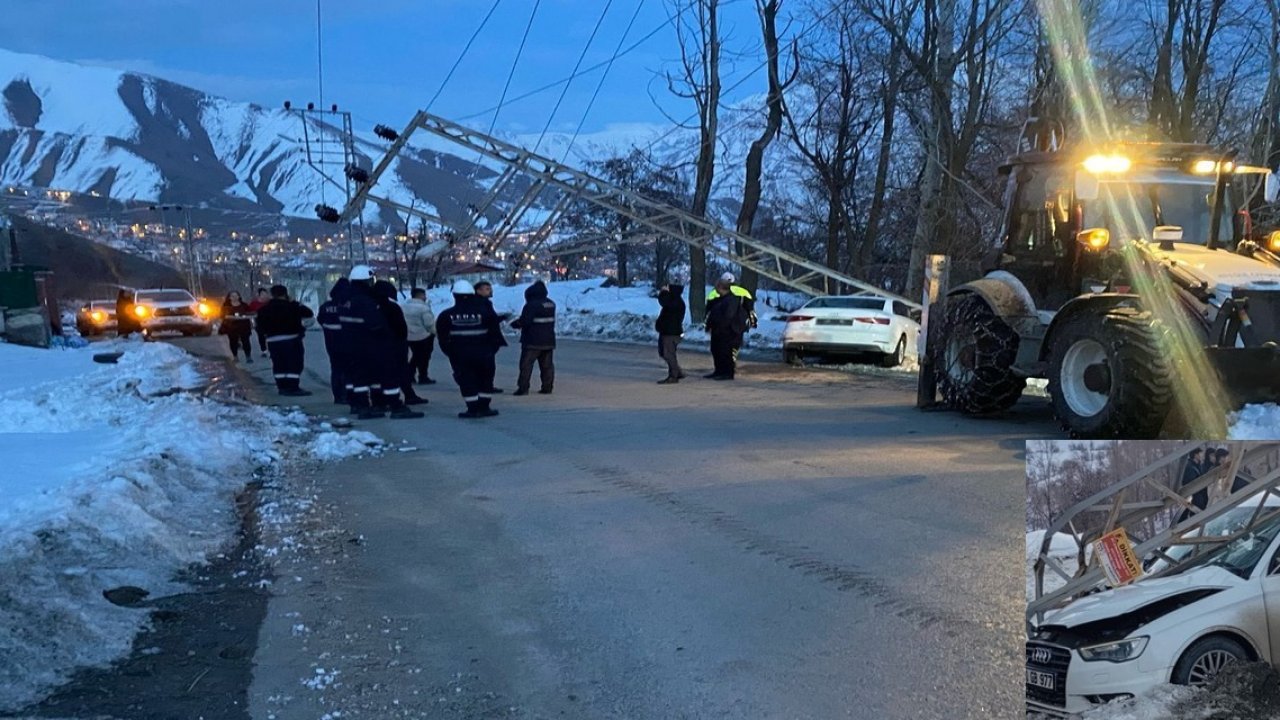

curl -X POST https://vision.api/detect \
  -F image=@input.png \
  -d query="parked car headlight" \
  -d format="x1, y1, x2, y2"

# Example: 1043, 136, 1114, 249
1078, 637, 1149, 663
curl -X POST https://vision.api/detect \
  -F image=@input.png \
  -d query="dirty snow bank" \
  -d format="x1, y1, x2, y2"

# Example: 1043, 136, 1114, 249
0, 339, 367, 712
1228, 403, 1280, 439
1070, 662, 1280, 719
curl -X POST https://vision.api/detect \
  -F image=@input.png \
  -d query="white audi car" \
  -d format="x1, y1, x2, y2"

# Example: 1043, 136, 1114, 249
1027, 509, 1280, 717
782, 295, 919, 367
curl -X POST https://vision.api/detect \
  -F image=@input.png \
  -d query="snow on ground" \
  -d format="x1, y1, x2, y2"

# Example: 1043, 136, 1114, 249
307, 430, 385, 461
423, 278, 917, 375
1228, 403, 1280, 439
0, 338, 380, 712
1026, 530, 1083, 603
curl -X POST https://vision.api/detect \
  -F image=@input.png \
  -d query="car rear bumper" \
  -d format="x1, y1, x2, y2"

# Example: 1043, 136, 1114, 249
141, 317, 211, 332
783, 340, 893, 355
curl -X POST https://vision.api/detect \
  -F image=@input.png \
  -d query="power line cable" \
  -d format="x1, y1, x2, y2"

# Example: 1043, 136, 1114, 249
561, 0, 647, 162
467, 0, 543, 183
427, 0, 505, 111
532, 0, 616, 154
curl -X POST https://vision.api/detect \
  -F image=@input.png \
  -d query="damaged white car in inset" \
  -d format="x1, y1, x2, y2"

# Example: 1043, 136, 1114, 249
1027, 512, 1280, 716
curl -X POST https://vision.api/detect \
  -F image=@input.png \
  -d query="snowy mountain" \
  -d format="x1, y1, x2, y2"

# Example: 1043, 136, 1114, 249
0, 48, 787, 233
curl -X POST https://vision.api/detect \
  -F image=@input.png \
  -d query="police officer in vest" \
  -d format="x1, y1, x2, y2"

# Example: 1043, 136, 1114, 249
316, 278, 351, 405
437, 280, 505, 418
255, 285, 314, 396
704, 273, 755, 380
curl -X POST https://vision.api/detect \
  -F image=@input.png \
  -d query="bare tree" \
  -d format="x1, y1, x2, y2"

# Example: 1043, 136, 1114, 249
669, 0, 721, 320
735, 0, 800, 295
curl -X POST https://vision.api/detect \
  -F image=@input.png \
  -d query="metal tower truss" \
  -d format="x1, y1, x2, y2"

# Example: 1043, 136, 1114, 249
340, 110, 916, 305
1028, 442, 1280, 626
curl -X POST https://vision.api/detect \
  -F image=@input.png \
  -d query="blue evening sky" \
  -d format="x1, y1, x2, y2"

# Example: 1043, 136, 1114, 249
3, 0, 785, 135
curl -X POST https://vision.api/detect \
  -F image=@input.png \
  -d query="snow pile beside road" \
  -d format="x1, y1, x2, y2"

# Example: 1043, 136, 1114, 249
308, 430, 385, 461
1068, 684, 1200, 720
0, 340, 301, 712
1228, 403, 1280, 439
1073, 662, 1280, 719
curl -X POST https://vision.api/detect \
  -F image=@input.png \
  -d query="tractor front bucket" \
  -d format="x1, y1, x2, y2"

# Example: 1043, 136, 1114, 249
1206, 346, 1280, 408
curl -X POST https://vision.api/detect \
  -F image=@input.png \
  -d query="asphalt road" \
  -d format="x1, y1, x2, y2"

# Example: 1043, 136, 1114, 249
178, 332, 1055, 720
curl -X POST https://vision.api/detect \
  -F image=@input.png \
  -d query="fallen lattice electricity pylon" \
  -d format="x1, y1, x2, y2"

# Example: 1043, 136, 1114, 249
1028, 442, 1280, 627
323, 110, 917, 305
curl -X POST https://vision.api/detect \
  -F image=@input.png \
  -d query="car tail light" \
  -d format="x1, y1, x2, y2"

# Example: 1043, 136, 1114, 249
786, 314, 814, 323
854, 316, 891, 325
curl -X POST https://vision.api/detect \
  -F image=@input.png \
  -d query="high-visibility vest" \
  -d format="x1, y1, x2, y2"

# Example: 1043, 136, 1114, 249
707, 285, 753, 301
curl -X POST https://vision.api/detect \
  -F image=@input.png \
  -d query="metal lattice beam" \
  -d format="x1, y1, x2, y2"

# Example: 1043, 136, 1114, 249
341, 110, 917, 305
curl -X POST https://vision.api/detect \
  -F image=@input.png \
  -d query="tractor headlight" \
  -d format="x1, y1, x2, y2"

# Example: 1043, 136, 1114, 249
1083, 154, 1131, 175
1193, 159, 1234, 175
1267, 230, 1280, 253
1078, 636, 1148, 663
1077, 227, 1111, 251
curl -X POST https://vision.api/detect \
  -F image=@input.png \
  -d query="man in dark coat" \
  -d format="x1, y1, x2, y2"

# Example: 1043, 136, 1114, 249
255, 285, 314, 396
373, 280, 428, 409
437, 280, 505, 418
317, 278, 351, 404
339, 267, 423, 420
116, 287, 140, 337
1177, 448, 1206, 523
704, 273, 754, 380
511, 280, 556, 396
655, 283, 686, 384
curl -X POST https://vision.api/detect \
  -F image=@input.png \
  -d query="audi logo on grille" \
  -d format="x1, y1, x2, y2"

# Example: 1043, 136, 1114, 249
1030, 647, 1053, 665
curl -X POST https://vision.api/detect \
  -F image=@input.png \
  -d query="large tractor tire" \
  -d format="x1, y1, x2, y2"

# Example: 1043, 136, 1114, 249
1046, 308, 1173, 438
937, 295, 1025, 414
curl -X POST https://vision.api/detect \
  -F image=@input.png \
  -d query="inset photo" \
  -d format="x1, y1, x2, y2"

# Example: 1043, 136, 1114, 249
1026, 441, 1280, 719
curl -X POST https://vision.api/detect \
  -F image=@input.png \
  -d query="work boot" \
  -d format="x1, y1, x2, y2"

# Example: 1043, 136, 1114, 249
657, 377, 678, 385
477, 397, 500, 417
513, 388, 530, 396
280, 388, 312, 397
538, 387, 553, 395
387, 400, 424, 419
405, 394, 429, 406
458, 401, 484, 419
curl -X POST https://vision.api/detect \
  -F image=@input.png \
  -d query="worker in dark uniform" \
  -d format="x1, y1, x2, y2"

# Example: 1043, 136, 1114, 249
317, 278, 351, 404
704, 273, 754, 380
472, 279, 508, 393
1177, 448, 1206, 523
511, 280, 556, 395
339, 266, 385, 418
437, 280, 505, 418
255, 285, 314, 396
373, 279, 428, 408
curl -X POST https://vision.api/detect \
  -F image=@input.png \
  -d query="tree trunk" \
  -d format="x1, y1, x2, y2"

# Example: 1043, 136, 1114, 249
687, 0, 720, 322
907, 0, 956, 298
734, 0, 789, 297
860, 53, 900, 273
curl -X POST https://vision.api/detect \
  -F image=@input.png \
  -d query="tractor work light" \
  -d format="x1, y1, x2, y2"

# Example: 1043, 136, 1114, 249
1077, 228, 1110, 251
315, 204, 341, 223
374, 124, 399, 142
1083, 154, 1131, 175
1192, 159, 1234, 175
1267, 230, 1280, 253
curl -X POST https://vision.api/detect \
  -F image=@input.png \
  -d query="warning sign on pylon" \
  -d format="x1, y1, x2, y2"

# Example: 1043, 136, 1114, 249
1093, 529, 1144, 587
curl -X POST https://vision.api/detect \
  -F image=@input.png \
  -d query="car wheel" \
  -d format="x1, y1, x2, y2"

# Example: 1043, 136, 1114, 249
784, 348, 804, 366
881, 336, 906, 368
1172, 635, 1249, 686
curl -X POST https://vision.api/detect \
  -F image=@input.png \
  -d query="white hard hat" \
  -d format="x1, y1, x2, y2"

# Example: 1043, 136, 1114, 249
349, 264, 374, 281
452, 279, 476, 295
720, 272, 735, 283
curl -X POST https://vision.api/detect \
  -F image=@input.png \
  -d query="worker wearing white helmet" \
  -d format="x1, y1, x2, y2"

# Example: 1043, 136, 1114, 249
338, 265, 420, 420
436, 279, 507, 418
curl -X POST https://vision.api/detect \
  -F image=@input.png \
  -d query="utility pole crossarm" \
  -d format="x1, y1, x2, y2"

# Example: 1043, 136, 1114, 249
358, 110, 916, 305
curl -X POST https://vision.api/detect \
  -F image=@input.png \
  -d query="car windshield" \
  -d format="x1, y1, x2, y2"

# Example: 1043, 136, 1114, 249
1084, 176, 1232, 247
1173, 512, 1280, 580
138, 290, 195, 303
805, 297, 886, 311
1158, 500, 1271, 566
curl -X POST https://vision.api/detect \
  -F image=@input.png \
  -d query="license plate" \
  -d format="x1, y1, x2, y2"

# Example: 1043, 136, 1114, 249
815, 318, 853, 326
1026, 669, 1056, 690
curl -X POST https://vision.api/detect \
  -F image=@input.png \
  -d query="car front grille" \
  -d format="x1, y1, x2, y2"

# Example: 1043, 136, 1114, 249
154, 307, 195, 317
1026, 641, 1070, 709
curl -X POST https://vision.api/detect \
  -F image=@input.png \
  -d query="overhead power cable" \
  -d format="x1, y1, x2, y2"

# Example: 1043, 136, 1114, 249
427, 0, 505, 111
561, 0, 647, 162
532, 0, 617, 153
468, 0, 543, 183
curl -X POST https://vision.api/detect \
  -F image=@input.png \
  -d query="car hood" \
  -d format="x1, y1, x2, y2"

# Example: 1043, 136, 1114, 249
1149, 243, 1280, 297
1042, 566, 1241, 629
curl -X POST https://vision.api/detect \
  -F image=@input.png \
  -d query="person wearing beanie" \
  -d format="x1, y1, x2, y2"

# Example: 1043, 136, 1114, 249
372, 279, 428, 412
316, 278, 351, 404
510, 280, 556, 395
437, 280, 506, 418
